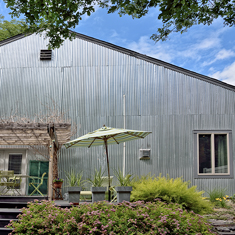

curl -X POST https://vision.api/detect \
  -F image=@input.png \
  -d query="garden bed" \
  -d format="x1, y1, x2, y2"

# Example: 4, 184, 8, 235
7, 199, 216, 234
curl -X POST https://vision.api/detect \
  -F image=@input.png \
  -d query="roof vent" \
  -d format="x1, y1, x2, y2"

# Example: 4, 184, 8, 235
40, 50, 52, 60
139, 149, 151, 160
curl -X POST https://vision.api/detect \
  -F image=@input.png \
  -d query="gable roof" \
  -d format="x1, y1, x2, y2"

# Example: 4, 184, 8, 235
1, 31, 235, 92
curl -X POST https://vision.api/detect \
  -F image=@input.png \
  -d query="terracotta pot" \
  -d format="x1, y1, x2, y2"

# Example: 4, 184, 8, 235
53, 181, 63, 188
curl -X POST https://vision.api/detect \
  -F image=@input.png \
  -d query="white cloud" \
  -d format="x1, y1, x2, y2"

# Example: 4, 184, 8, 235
202, 49, 235, 66
216, 49, 235, 60
111, 30, 118, 38
175, 26, 229, 62
197, 37, 220, 50
210, 62, 235, 85
177, 35, 220, 60
127, 36, 172, 63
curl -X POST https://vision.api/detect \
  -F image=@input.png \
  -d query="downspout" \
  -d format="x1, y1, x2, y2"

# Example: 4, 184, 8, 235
123, 95, 126, 177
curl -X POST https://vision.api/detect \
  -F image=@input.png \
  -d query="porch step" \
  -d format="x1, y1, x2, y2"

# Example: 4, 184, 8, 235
0, 227, 13, 235
0, 219, 17, 227
0, 202, 27, 208
0, 197, 69, 234
0, 197, 47, 235
0, 196, 48, 202
0, 210, 20, 235
0, 209, 21, 219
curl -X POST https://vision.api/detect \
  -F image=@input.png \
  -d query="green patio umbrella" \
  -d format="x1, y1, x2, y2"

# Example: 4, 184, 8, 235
64, 125, 151, 201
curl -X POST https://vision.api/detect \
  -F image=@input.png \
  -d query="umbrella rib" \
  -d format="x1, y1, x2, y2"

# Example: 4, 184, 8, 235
126, 132, 145, 138
65, 140, 81, 148
112, 136, 119, 144
88, 138, 96, 148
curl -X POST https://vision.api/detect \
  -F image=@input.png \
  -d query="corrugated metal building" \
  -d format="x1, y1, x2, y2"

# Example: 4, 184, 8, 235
1, 32, 235, 196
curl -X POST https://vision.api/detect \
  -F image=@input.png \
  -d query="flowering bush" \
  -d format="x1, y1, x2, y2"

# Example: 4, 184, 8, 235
7, 199, 216, 234
53, 178, 63, 183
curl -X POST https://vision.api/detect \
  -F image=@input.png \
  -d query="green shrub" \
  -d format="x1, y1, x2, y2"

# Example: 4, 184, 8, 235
7, 200, 215, 234
130, 174, 213, 214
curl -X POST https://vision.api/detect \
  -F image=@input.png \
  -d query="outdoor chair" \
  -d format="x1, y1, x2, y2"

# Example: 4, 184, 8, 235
29, 172, 47, 196
0, 170, 17, 195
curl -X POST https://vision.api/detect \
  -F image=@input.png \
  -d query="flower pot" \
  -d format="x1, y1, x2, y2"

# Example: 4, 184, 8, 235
115, 186, 132, 203
68, 187, 82, 203
91, 187, 106, 203
53, 181, 63, 188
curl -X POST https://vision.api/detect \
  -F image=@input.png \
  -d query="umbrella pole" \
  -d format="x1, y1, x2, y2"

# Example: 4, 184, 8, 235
104, 138, 111, 202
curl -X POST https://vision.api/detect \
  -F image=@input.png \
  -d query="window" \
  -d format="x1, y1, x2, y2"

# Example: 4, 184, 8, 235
194, 131, 233, 178
8, 154, 22, 174
8, 154, 22, 189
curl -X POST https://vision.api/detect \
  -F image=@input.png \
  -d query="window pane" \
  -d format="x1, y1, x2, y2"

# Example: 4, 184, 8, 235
199, 135, 211, 173
8, 154, 22, 174
215, 134, 228, 173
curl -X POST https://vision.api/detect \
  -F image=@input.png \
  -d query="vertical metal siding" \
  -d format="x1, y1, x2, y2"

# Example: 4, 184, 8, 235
1, 33, 235, 195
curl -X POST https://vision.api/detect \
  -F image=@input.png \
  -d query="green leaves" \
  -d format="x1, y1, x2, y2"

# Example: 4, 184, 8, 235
104, 0, 235, 42
131, 174, 213, 214
2, 0, 235, 47
113, 168, 133, 186
87, 168, 105, 187
7, 200, 216, 234
65, 170, 84, 187
3, 0, 98, 49
0, 14, 29, 41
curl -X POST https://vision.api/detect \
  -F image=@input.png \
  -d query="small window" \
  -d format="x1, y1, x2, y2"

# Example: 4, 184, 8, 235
8, 154, 22, 174
194, 131, 233, 178
40, 50, 52, 60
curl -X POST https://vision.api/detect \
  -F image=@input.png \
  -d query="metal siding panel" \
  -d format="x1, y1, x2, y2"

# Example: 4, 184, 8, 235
1, 33, 235, 195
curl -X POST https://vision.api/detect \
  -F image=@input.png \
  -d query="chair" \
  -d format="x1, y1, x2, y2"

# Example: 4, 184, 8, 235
29, 172, 47, 196
0, 171, 16, 195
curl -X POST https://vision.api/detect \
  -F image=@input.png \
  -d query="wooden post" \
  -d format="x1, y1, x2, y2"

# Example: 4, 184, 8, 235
47, 124, 59, 201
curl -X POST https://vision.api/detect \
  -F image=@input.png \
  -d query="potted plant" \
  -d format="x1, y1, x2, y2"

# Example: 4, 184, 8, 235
114, 169, 133, 203
87, 168, 106, 203
53, 178, 64, 188
66, 170, 84, 204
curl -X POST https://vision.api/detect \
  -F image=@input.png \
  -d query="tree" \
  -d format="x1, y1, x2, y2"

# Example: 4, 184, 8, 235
3, 0, 235, 48
0, 14, 29, 41
106, 0, 235, 42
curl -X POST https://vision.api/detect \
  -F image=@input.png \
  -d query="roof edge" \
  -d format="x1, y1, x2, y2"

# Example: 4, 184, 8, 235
73, 31, 235, 92
0, 33, 32, 46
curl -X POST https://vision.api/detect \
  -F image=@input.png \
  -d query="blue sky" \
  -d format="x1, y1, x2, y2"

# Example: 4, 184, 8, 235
1, 1, 235, 85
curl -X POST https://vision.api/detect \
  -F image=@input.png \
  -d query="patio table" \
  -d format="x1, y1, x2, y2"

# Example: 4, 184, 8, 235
10, 175, 35, 196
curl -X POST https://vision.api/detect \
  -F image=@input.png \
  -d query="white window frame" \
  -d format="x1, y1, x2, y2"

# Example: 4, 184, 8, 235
194, 130, 233, 179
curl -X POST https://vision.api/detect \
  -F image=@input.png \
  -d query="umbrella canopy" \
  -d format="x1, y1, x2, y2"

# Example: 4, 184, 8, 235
64, 125, 151, 201
64, 126, 151, 148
